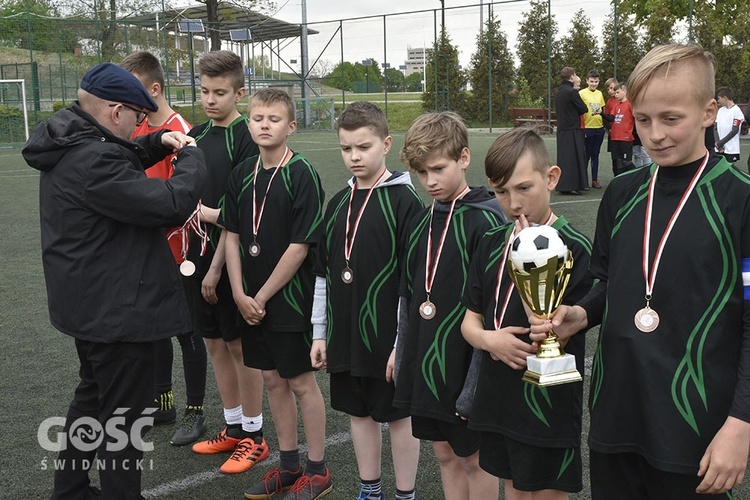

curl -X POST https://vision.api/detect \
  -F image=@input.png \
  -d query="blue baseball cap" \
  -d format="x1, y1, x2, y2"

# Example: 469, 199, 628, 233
80, 62, 158, 112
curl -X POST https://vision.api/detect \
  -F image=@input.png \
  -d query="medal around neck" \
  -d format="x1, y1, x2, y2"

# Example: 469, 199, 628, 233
341, 266, 353, 284
419, 299, 436, 320
507, 225, 582, 386
249, 240, 261, 257
179, 260, 196, 277
634, 306, 659, 333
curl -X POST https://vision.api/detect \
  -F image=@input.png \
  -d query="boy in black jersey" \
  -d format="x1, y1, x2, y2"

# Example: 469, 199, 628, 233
461, 128, 593, 498
187, 51, 268, 476
532, 44, 750, 498
309, 102, 423, 500
222, 88, 332, 500
394, 112, 506, 500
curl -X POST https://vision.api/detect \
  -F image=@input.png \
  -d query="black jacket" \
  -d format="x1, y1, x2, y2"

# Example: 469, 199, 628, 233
23, 102, 207, 343
554, 80, 588, 131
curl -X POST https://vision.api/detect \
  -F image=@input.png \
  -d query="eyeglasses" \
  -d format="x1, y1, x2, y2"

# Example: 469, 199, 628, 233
109, 103, 147, 125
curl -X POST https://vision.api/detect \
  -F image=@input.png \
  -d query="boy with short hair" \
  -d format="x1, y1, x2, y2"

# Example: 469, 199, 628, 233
394, 111, 506, 500
714, 86, 745, 164
461, 127, 593, 499
533, 43, 750, 498
121, 50, 209, 447
222, 88, 331, 500
309, 101, 423, 500
580, 70, 606, 189
187, 50, 268, 475
604, 83, 635, 176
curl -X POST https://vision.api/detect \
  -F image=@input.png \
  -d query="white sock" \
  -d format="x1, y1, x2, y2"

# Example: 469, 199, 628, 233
224, 405, 243, 426
242, 413, 263, 433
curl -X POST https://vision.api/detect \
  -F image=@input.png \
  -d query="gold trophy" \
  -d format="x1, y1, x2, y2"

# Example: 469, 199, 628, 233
507, 225, 582, 386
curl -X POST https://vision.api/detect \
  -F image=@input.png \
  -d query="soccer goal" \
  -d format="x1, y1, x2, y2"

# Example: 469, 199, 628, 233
295, 97, 335, 131
0, 79, 30, 149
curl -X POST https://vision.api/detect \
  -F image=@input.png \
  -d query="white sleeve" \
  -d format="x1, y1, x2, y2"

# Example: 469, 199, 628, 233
311, 276, 328, 341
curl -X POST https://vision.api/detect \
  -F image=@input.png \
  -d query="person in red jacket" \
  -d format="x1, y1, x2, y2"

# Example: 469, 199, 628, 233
603, 83, 635, 176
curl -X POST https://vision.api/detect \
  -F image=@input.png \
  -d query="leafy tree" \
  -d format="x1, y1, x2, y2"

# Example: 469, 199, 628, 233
693, 0, 750, 102
0, 0, 77, 52
467, 13, 514, 124
384, 67, 405, 92
404, 72, 423, 92
599, 8, 644, 82
516, 0, 561, 105
322, 61, 365, 91
639, 0, 676, 51
422, 27, 468, 114
559, 10, 600, 81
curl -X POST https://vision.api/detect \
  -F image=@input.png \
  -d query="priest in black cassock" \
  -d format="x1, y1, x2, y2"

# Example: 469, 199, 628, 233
554, 67, 588, 194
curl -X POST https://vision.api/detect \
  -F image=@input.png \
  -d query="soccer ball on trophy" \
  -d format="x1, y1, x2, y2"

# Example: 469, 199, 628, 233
510, 225, 568, 273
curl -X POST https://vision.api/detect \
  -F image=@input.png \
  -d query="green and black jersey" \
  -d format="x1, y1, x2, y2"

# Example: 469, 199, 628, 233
314, 171, 423, 379
394, 187, 506, 422
220, 151, 324, 332
462, 218, 593, 448
586, 155, 750, 474
188, 116, 259, 278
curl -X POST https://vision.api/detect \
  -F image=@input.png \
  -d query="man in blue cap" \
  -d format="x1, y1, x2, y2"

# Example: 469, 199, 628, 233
23, 62, 207, 500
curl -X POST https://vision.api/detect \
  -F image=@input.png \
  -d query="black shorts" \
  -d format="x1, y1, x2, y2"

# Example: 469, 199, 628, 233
721, 153, 740, 164
329, 372, 410, 423
590, 450, 728, 499
411, 415, 479, 457
183, 272, 242, 341
241, 326, 314, 379
610, 140, 633, 161
478, 432, 582, 493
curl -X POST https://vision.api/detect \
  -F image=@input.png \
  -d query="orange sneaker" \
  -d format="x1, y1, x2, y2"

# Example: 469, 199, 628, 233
220, 437, 269, 474
192, 428, 241, 455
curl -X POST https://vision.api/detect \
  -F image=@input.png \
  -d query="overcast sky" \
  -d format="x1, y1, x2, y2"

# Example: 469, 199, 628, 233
262, 0, 612, 72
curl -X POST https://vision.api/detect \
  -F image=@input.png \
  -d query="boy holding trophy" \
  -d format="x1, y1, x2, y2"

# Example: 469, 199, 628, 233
533, 44, 750, 498
461, 127, 593, 498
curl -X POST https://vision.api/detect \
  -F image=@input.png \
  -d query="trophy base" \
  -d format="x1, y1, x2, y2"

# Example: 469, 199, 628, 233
523, 353, 582, 387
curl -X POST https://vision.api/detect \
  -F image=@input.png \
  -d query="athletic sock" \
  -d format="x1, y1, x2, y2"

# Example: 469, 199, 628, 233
223, 405, 242, 426
305, 457, 326, 477
395, 488, 416, 500
280, 448, 301, 472
360, 478, 382, 499
241, 413, 263, 442
155, 390, 173, 410
184, 404, 203, 415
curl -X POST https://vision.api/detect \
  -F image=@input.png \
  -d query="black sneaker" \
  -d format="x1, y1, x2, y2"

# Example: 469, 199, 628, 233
170, 410, 206, 446
152, 406, 176, 425
244, 466, 303, 499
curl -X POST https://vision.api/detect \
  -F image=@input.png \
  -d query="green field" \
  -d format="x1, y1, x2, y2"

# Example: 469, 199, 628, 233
2, 132, 749, 499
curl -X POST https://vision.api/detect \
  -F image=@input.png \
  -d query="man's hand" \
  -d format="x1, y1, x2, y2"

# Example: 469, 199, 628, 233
696, 416, 750, 494
310, 339, 327, 370
161, 131, 196, 151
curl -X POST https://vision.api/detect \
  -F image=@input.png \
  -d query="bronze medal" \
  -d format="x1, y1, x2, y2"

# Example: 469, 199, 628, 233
341, 266, 353, 284
249, 241, 261, 257
179, 260, 196, 277
634, 306, 659, 333
419, 300, 436, 320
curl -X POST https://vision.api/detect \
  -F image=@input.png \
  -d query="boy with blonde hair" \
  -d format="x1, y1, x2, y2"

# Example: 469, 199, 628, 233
310, 101, 423, 500
394, 112, 506, 500
461, 127, 593, 499
533, 44, 750, 498
222, 88, 331, 499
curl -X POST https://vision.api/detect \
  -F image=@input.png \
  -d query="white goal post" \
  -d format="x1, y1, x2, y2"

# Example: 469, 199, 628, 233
0, 79, 30, 146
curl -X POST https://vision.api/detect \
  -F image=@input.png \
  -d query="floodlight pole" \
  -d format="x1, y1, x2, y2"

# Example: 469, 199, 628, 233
301, 0, 311, 127
439, 0, 445, 32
